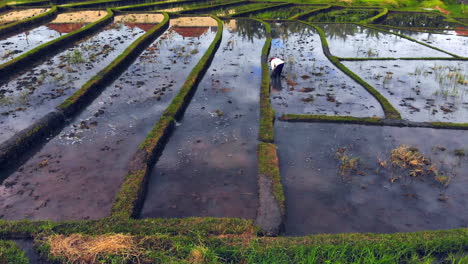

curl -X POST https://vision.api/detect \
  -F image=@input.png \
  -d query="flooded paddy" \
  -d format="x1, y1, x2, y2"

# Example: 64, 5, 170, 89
344, 60, 468, 123
0, 8, 49, 26
319, 23, 451, 58
250, 5, 317, 19
0, 16, 216, 221
380, 12, 463, 28
276, 121, 468, 236
386, 28, 468, 57
269, 22, 383, 117
0, 11, 108, 64
0, 14, 149, 145
306, 8, 379, 22
140, 19, 264, 220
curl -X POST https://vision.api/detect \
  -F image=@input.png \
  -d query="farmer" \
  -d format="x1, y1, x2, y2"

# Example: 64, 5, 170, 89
270, 57, 284, 78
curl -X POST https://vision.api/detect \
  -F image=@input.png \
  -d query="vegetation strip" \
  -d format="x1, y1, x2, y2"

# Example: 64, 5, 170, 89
0, 240, 28, 264
298, 20, 401, 120
231, 3, 291, 17
357, 23, 462, 58
0, 8, 113, 83
177, 0, 246, 14
111, 15, 223, 219
0, 13, 170, 174
26, 225, 468, 263
279, 114, 468, 130
0, 5, 57, 36
289, 4, 331, 20
361, 7, 387, 23
256, 142, 285, 236
257, 19, 274, 143
115, 0, 197, 11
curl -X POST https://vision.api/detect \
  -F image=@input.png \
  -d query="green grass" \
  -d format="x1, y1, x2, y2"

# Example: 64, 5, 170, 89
0, 240, 28, 264
258, 143, 285, 214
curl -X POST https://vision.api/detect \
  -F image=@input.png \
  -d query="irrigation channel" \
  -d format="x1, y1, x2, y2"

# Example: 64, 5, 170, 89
0, 2, 467, 258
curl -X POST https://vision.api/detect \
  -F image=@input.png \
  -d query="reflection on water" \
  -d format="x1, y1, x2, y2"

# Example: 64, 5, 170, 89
345, 60, 468, 123
381, 12, 462, 28
269, 22, 384, 117
141, 19, 265, 220
307, 8, 379, 22
0, 8, 49, 25
319, 23, 450, 58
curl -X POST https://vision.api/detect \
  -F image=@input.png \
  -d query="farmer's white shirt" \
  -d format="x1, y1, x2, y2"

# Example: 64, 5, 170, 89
270, 58, 284, 71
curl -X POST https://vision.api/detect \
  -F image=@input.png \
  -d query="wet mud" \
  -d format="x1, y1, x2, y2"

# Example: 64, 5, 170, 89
318, 23, 451, 58
0, 15, 147, 145
269, 22, 383, 117
344, 60, 468, 123
14, 239, 46, 264
0, 17, 215, 221
386, 28, 468, 57
0, 8, 49, 26
276, 121, 468, 236
140, 19, 265, 220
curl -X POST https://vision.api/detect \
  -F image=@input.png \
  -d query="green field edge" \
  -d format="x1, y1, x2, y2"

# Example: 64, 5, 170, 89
110, 15, 223, 220
279, 114, 468, 130
231, 2, 292, 17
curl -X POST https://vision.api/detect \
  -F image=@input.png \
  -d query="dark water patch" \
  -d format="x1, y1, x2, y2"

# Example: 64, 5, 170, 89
0, 17, 216, 221
269, 22, 383, 117
0, 8, 49, 26
318, 23, 451, 58
386, 28, 468, 57
0, 16, 146, 145
250, 5, 316, 19
276, 121, 468, 236
307, 8, 379, 23
344, 60, 468, 123
141, 19, 265, 220
14, 240, 46, 264
380, 12, 463, 28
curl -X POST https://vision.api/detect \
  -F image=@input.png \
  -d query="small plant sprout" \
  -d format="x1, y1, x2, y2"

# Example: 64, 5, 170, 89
454, 148, 465, 157
335, 147, 363, 177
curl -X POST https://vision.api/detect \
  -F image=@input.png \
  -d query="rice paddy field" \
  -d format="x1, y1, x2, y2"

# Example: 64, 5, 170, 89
0, 0, 467, 263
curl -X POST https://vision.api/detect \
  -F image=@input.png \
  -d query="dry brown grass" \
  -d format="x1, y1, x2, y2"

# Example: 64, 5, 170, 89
390, 145, 433, 177
48, 234, 142, 264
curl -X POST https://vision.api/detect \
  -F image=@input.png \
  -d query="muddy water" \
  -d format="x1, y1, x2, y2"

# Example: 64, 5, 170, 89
140, 19, 264, 219
0, 11, 106, 65
0, 17, 147, 144
307, 8, 379, 23
0, 17, 216, 221
386, 28, 468, 57
269, 22, 383, 117
381, 12, 463, 29
318, 23, 451, 58
0, 8, 49, 26
276, 121, 468, 235
344, 60, 468, 123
